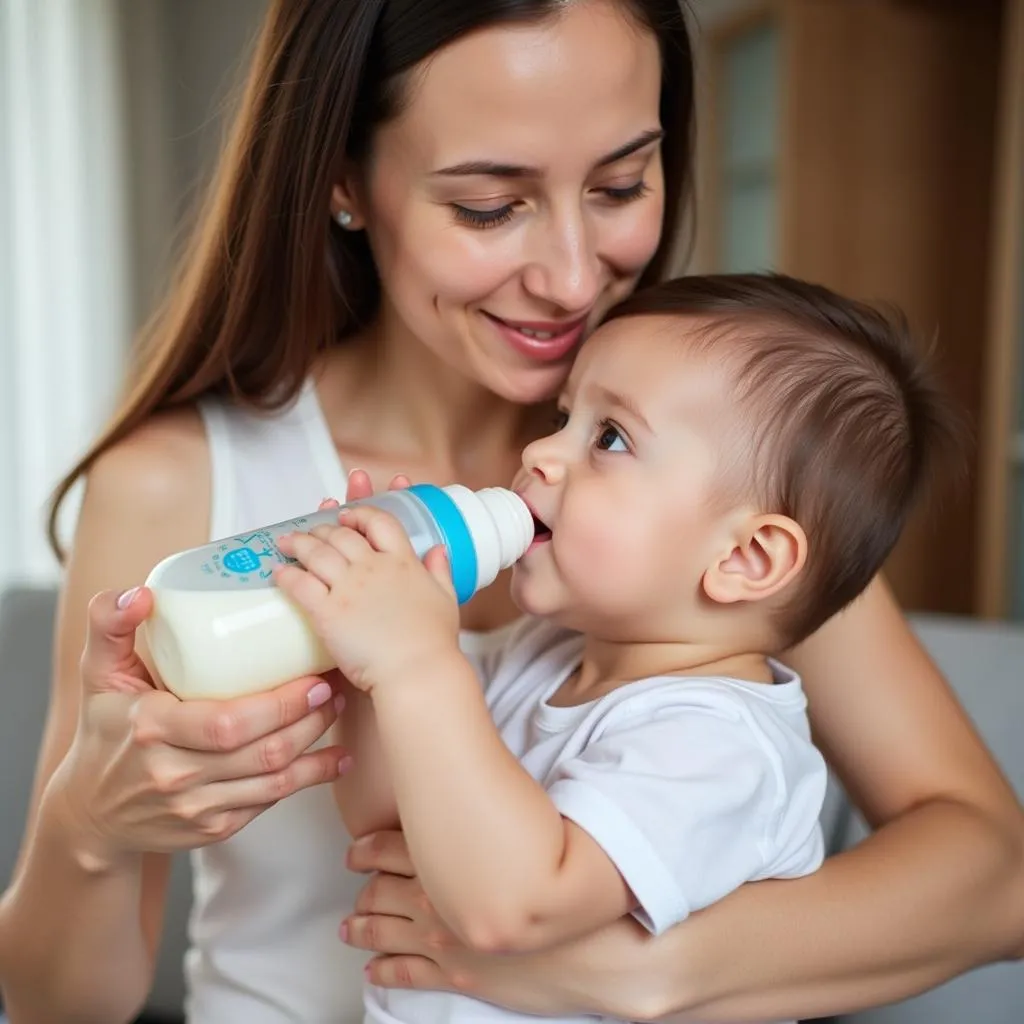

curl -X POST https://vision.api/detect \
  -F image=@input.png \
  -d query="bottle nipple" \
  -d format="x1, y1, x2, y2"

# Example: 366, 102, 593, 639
474, 487, 534, 570
441, 485, 533, 591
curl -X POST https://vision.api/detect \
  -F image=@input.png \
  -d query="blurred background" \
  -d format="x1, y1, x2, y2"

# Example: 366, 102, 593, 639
2, 0, 1022, 621
1, 5, 1023, 1023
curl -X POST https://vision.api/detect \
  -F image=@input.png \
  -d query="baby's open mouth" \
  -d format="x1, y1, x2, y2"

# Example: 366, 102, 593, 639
531, 513, 553, 543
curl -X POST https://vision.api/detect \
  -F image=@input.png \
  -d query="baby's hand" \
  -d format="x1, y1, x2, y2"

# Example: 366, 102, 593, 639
274, 506, 460, 692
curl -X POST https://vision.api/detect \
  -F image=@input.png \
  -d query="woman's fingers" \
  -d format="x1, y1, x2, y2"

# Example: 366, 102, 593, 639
363, 955, 457, 993
347, 830, 416, 875
353, 871, 425, 917
343, 913, 430, 955
345, 468, 375, 502
187, 691, 345, 783
80, 587, 157, 694
137, 674, 341, 753
199, 743, 349, 813
342, 468, 411, 503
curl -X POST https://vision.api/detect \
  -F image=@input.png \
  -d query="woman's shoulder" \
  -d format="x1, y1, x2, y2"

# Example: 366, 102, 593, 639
90, 406, 208, 504
82, 405, 211, 556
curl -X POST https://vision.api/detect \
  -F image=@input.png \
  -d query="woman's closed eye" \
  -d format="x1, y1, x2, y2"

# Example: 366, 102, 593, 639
450, 179, 651, 230
451, 202, 517, 229
598, 179, 651, 204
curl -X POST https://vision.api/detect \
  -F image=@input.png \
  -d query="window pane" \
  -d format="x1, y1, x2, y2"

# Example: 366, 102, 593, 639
722, 22, 780, 172
722, 179, 776, 273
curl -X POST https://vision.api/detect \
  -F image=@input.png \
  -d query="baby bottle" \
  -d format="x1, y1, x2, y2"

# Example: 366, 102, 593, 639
143, 485, 533, 700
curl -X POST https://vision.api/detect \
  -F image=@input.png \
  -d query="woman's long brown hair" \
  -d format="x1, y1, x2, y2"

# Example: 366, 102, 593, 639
48, 0, 694, 559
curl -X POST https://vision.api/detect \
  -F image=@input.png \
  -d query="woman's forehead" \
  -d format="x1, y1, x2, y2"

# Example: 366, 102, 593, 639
376, 2, 662, 174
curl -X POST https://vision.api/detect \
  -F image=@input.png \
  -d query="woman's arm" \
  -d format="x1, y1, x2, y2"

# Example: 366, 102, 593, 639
0, 412, 346, 1024
334, 685, 401, 836
0, 412, 209, 1023
344, 576, 1024, 1022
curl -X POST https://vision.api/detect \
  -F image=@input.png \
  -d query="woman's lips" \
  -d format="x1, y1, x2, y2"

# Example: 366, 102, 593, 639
484, 312, 588, 363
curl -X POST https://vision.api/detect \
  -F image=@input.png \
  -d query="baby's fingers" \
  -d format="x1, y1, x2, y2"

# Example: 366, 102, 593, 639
337, 506, 415, 556
273, 562, 330, 612
279, 531, 349, 583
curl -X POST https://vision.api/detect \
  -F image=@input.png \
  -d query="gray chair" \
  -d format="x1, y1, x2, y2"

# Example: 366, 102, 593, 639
1, 585, 1021, 1022
835, 614, 1024, 1024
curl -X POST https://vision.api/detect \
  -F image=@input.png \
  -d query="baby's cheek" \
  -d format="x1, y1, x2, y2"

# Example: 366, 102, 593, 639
569, 520, 649, 600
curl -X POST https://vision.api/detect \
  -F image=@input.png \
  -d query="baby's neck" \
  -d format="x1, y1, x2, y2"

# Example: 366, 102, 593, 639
549, 636, 774, 708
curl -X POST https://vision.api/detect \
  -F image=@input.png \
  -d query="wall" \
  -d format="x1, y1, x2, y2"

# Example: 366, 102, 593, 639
779, 0, 1003, 612
118, 0, 269, 328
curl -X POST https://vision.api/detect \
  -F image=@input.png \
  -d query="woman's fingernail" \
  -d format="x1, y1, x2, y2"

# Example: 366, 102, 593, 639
117, 587, 141, 609
339, 920, 349, 942
307, 681, 332, 709
338, 755, 354, 774
334, 693, 346, 714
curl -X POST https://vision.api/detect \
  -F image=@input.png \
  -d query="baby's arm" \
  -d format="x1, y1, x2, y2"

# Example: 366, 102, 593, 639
276, 506, 822, 955
371, 655, 637, 953
333, 646, 498, 838
275, 506, 634, 948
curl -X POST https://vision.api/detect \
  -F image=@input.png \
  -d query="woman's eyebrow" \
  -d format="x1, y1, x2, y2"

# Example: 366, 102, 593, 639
431, 127, 665, 179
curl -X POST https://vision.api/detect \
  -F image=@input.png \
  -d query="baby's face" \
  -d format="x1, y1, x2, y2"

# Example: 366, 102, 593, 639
512, 314, 746, 637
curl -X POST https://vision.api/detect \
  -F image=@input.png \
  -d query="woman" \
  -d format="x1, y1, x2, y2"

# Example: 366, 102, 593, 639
0, 1, 1021, 1022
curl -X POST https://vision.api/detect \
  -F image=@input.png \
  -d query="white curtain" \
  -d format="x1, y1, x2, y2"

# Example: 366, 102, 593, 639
0, 0, 132, 586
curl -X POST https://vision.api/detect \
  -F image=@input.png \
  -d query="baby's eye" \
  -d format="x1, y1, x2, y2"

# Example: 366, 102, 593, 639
595, 421, 628, 453
552, 409, 570, 431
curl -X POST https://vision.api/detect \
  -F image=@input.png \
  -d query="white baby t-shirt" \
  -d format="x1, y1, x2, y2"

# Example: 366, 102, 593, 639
365, 617, 827, 1024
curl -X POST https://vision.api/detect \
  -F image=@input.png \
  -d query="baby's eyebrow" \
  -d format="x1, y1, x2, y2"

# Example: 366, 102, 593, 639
590, 385, 653, 433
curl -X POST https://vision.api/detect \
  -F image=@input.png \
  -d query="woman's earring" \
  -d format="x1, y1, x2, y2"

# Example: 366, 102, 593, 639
333, 209, 354, 229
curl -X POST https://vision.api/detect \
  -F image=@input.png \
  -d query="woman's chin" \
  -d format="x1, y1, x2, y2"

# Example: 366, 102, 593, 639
483, 360, 573, 407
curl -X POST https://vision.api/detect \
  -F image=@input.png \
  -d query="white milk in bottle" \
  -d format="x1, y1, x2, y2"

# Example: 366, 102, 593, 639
143, 485, 533, 700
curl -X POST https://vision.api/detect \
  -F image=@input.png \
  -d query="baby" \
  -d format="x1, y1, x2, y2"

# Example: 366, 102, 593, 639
275, 272, 958, 1024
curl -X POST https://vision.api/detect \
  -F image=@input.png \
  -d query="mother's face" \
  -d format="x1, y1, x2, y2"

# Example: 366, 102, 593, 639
339, 0, 665, 405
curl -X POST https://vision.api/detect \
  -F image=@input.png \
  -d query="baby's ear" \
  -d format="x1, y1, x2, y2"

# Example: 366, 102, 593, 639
702, 514, 806, 606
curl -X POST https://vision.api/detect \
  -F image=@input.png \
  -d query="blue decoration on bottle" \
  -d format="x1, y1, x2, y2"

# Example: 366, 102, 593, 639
406, 484, 477, 604
222, 546, 271, 574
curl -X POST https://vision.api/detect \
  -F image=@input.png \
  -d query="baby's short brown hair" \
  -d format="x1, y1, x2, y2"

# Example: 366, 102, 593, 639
604, 273, 962, 646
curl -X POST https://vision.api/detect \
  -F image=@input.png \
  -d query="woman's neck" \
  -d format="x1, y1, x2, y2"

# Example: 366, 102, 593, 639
317, 312, 546, 483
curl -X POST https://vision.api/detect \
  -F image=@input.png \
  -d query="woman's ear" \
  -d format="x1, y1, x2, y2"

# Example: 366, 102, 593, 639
702, 513, 807, 606
331, 173, 367, 230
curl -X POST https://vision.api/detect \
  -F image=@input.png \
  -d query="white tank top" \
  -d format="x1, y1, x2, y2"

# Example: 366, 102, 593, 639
186, 379, 510, 1024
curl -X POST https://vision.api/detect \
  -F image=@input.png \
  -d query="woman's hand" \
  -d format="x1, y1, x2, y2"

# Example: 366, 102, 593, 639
55, 586, 349, 863
339, 468, 411, 504
343, 832, 668, 1021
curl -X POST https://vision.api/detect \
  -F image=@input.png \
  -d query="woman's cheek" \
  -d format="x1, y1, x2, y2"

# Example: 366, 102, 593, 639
605, 194, 665, 278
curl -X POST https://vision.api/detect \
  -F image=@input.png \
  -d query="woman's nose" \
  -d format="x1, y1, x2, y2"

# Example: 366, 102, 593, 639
522, 209, 601, 314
